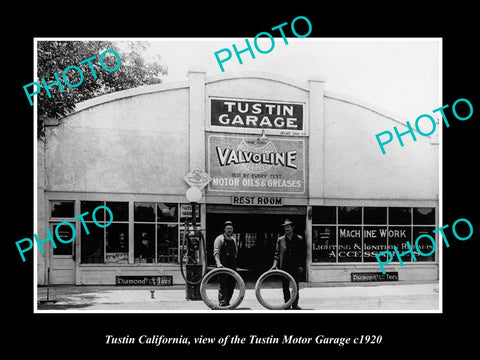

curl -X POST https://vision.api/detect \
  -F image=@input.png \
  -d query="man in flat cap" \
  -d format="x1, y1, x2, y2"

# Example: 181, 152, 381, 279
271, 219, 305, 309
213, 221, 238, 307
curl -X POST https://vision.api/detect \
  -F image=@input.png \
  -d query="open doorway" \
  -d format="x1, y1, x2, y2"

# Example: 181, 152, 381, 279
206, 208, 306, 282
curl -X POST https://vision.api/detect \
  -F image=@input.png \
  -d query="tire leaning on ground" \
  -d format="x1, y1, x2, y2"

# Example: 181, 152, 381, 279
255, 269, 298, 310
200, 267, 246, 310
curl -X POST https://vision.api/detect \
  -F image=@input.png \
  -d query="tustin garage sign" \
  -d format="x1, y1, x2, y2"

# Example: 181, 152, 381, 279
209, 98, 305, 136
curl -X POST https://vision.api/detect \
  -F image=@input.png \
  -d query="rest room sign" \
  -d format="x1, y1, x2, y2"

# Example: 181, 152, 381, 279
208, 98, 306, 136
207, 134, 305, 194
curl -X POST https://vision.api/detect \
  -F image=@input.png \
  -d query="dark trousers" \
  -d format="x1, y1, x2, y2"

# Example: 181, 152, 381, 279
281, 266, 300, 307
218, 267, 236, 306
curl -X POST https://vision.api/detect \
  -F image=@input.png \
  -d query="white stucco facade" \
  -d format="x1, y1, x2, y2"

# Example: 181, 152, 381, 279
37, 70, 439, 285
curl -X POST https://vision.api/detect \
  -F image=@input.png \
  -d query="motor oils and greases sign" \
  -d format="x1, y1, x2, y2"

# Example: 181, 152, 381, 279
207, 134, 305, 194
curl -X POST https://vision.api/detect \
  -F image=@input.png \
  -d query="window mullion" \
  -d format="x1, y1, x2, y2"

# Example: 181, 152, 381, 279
155, 203, 158, 264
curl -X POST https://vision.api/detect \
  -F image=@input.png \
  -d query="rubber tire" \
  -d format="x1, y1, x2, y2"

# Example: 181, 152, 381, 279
255, 269, 298, 310
200, 268, 246, 310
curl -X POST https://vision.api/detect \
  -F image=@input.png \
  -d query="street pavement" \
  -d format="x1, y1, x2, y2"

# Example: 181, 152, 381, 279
36, 281, 439, 312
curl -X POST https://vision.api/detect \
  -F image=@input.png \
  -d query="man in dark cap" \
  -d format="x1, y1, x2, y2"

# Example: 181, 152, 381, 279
213, 220, 238, 307
271, 219, 305, 309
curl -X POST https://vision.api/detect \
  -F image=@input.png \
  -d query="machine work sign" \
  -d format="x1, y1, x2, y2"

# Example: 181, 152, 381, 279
210, 98, 305, 135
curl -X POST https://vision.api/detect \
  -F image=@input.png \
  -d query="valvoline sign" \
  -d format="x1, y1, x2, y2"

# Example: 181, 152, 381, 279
207, 134, 305, 194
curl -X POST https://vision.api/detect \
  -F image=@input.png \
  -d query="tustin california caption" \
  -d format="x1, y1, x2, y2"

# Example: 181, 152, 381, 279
105, 334, 382, 346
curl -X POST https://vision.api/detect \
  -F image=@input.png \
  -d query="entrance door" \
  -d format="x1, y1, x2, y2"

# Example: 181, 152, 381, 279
49, 222, 76, 284
206, 210, 306, 281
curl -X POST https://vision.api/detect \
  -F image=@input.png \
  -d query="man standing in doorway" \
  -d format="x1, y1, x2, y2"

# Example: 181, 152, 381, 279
271, 219, 305, 309
213, 221, 238, 307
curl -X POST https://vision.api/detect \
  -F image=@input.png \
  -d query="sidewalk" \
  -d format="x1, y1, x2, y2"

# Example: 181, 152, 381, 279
36, 281, 440, 312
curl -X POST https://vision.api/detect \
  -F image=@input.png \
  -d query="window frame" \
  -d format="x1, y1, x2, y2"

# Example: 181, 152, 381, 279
78, 200, 130, 264
49, 200, 75, 258
132, 202, 199, 265
48, 198, 201, 266
50, 221, 75, 257
311, 206, 437, 265
133, 202, 180, 264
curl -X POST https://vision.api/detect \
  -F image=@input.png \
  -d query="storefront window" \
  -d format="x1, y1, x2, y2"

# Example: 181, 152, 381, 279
157, 224, 178, 263
338, 207, 362, 224
157, 203, 178, 222
81, 225, 104, 263
389, 207, 412, 225
312, 206, 437, 264
106, 201, 129, 221
413, 208, 435, 225
338, 226, 362, 262
363, 225, 388, 263
134, 224, 155, 263
50, 200, 74, 218
312, 226, 336, 262
312, 206, 336, 225
134, 202, 180, 264
413, 226, 436, 261
364, 207, 387, 225
106, 223, 129, 263
79, 201, 129, 264
80, 201, 103, 220
50, 200, 189, 265
134, 202, 155, 222
388, 226, 412, 261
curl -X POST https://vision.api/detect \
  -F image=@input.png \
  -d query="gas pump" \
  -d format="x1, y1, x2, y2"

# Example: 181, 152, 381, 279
179, 204, 207, 300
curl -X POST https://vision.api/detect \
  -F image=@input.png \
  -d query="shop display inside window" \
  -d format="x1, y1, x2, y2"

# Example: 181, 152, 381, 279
312, 206, 436, 264
105, 223, 129, 263
134, 224, 155, 263
81, 226, 104, 263
78, 201, 129, 264
157, 224, 178, 263
134, 202, 180, 264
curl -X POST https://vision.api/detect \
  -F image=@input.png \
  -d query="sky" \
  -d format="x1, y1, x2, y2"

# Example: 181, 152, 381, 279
138, 38, 441, 122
